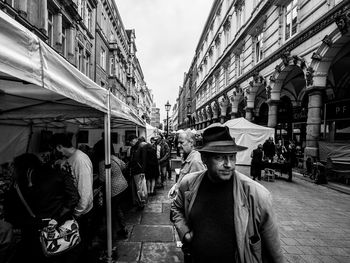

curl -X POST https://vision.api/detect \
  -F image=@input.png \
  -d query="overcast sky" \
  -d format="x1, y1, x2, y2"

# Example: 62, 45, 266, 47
115, 0, 213, 121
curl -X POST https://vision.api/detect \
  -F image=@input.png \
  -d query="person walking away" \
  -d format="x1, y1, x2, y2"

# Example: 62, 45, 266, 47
250, 144, 263, 180
94, 142, 129, 241
155, 134, 170, 188
171, 126, 284, 263
51, 133, 94, 262
168, 130, 205, 198
4, 153, 80, 263
128, 136, 148, 209
143, 141, 160, 196
263, 137, 275, 162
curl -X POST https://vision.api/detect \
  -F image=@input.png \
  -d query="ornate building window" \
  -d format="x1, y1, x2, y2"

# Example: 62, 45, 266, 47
86, 3, 92, 32
62, 25, 67, 58
77, 44, 84, 72
255, 31, 264, 63
85, 51, 91, 77
285, 0, 298, 41
100, 48, 106, 70
223, 16, 231, 48
235, 53, 243, 77
109, 56, 114, 76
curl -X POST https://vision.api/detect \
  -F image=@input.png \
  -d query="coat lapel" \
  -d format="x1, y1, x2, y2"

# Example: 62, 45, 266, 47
233, 171, 249, 263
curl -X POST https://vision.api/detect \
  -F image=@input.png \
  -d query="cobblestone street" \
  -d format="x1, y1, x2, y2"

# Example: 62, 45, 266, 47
114, 167, 350, 263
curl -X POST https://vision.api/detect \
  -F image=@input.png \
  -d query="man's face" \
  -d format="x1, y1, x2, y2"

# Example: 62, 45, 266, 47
205, 153, 236, 182
55, 145, 66, 158
130, 138, 138, 146
178, 133, 192, 155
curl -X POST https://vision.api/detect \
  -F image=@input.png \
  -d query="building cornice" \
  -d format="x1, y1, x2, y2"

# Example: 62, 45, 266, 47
195, 0, 350, 113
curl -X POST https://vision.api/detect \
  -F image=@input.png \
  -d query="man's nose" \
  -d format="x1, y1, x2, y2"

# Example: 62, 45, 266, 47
223, 156, 233, 167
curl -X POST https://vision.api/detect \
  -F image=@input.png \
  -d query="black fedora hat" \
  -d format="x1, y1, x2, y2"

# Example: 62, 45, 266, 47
198, 125, 247, 153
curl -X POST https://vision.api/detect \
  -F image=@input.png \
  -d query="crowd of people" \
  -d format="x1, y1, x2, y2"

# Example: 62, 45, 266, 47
1, 128, 287, 263
0, 131, 177, 263
250, 136, 297, 181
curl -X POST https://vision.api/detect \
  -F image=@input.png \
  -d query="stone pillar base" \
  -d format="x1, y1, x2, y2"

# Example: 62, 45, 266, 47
304, 146, 319, 160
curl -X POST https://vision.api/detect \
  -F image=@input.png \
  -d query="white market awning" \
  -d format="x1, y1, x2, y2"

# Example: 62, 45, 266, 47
0, 10, 145, 129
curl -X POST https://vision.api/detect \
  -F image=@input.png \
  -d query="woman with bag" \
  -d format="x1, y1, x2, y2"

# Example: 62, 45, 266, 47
4, 153, 80, 263
95, 144, 129, 241
128, 135, 148, 209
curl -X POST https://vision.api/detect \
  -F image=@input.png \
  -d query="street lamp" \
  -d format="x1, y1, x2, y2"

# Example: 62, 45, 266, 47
165, 100, 171, 137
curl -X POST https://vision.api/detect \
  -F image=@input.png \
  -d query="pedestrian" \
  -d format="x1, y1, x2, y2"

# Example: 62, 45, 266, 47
171, 126, 284, 263
4, 153, 80, 263
250, 144, 263, 180
275, 139, 287, 161
155, 134, 170, 187
263, 136, 275, 162
51, 133, 94, 262
94, 141, 129, 241
128, 135, 148, 209
168, 130, 205, 198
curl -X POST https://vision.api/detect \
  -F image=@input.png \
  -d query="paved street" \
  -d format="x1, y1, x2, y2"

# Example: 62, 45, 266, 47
114, 167, 350, 263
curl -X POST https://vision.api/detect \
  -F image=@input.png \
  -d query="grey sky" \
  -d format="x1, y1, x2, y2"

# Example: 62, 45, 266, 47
115, 0, 213, 121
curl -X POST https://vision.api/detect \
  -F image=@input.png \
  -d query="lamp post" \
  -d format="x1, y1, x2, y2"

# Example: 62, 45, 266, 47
165, 100, 171, 138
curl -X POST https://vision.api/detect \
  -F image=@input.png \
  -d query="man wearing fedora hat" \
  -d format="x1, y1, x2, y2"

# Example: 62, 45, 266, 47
171, 126, 284, 263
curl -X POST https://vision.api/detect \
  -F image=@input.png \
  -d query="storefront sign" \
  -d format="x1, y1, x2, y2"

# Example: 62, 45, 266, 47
326, 99, 350, 120
292, 107, 307, 122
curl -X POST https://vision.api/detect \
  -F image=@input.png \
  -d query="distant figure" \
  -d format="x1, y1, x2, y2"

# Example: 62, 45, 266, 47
263, 137, 275, 161
155, 134, 170, 187
250, 144, 264, 180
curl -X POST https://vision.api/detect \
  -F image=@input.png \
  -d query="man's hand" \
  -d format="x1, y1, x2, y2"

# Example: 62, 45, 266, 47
183, 231, 193, 243
167, 183, 178, 199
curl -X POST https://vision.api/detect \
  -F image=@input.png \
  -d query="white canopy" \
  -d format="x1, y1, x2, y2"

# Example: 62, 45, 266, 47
0, 10, 144, 129
0, 11, 145, 261
146, 123, 158, 142
224, 118, 275, 165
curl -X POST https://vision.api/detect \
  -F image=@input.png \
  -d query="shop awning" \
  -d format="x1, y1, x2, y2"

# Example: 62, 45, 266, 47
0, 10, 145, 129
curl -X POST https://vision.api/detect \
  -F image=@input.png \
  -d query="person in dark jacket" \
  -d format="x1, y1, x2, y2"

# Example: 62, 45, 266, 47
263, 137, 275, 161
4, 153, 80, 263
128, 136, 148, 208
250, 144, 264, 180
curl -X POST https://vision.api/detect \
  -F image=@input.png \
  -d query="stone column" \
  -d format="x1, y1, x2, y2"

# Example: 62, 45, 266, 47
267, 100, 278, 128
219, 96, 229, 123
67, 26, 75, 64
212, 101, 219, 124
54, 12, 63, 51
39, 0, 48, 34
245, 108, 253, 122
304, 89, 323, 159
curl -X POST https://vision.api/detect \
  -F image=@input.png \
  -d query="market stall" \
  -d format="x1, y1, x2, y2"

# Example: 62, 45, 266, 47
224, 118, 275, 165
0, 10, 144, 262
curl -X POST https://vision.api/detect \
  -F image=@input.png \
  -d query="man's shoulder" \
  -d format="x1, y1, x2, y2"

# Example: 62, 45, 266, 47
186, 150, 201, 161
235, 171, 271, 198
178, 170, 206, 188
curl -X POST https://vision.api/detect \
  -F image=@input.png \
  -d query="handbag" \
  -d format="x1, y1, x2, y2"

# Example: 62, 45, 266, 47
15, 183, 81, 257
133, 173, 148, 203
111, 156, 128, 195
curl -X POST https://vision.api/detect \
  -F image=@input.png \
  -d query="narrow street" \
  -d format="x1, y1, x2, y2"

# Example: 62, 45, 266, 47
114, 167, 350, 263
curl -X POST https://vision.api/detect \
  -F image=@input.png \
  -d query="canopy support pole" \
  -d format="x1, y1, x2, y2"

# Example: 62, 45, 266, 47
135, 124, 138, 137
104, 90, 113, 263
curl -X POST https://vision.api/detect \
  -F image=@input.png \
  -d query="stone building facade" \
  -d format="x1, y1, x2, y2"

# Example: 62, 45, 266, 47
150, 103, 161, 129
179, 0, 350, 167
0, 0, 153, 118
